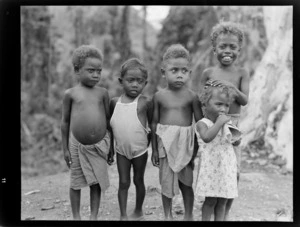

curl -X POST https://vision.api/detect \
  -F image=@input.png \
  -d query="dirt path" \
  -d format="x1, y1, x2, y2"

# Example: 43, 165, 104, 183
21, 157, 293, 221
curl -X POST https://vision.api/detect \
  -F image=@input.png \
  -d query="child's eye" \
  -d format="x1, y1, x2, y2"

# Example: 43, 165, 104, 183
96, 69, 102, 74
182, 68, 188, 74
87, 69, 94, 73
171, 69, 177, 73
137, 79, 145, 84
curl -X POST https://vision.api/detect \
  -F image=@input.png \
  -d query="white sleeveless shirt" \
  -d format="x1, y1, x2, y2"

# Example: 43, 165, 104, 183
110, 95, 150, 160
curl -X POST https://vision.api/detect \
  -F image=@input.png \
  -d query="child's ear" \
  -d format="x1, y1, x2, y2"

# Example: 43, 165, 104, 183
118, 78, 123, 84
161, 68, 165, 76
213, 48, 216, 55
145, 80, 148, 86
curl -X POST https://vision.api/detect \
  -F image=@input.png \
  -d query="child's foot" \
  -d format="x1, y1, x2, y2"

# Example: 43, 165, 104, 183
164, 215, 173, 221
224, 213, 230, 221
129, 211, 144, 220
120, 215, 128, 221
89, 215, 98, 220
73, 215, 81, 220
183, 215, 194, 221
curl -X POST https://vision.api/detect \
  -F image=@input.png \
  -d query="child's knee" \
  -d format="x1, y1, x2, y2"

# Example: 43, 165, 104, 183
217, 198, 228, 206
133, 178, 143, 187
119, 180, 131, 190
205, 197, 218, 207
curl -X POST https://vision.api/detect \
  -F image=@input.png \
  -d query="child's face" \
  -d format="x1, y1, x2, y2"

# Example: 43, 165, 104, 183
205, 88, 230, 122
119, 69, 147, 98
76, 57, 102, 87
162, 58, 191, 89
214, 33, 240, 66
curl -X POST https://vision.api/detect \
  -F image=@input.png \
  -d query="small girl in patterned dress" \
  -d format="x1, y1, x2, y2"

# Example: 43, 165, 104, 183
195, 83, 241, 221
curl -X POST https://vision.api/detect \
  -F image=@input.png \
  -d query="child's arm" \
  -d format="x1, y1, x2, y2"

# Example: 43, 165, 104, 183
151, 94, 159, 167
61, 89, 72, 168
103, 90, 114, 165
192, 92, 204, 123
210, 69, 250, 106
146, 97, 154, 146
107, 97, 117, 165
189, 93, 203, 169
197, 115, 231, 143
199, 68, 211, 93
103, 89, 111, 127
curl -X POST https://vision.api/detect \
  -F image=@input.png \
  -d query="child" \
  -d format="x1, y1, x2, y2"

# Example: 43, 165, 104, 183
195, 84, 241, 221
110, 58, 153, 220
151, 44, 203, 220
199, 21, 250, 220
61, 45, 113, 220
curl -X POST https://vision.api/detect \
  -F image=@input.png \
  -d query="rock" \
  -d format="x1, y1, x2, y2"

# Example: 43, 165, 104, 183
145, 211, 153, 215
25, 216, 35, 220
146, 186, 161, 194
41, 205, 55, 210
24, 190, 40, 195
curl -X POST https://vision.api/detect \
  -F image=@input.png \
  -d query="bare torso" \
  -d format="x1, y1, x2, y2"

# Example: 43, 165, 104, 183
70, 86, 107, 145
206, 66, 243, 114
157, 88, 194, 126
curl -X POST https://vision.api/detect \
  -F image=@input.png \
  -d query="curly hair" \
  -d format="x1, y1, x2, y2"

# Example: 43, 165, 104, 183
120, 58, 148, 79
162, 44, 191, 69
210, 21, 244, 48
199, 84, 236, 106
72, 45, 103, 71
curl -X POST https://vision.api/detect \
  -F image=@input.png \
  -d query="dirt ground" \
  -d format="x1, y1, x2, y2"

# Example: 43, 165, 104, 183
21, 156, 293, 222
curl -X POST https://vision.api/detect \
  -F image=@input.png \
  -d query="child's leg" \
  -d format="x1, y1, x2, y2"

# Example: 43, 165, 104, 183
89, 183, 101, 220
225, 146, 240, 220
162, 194, 173, 220
178, 180, 194, 220
214, 198, 228, 221
70, 188, 81, 220
117, 153, 131, 220
202, 197, 217, 221
130, 151, 148, 218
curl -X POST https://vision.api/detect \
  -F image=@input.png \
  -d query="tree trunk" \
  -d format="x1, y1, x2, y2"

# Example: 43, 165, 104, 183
142, 6, 148, 62
119, 6, 131, 63
240, 6, 293, 170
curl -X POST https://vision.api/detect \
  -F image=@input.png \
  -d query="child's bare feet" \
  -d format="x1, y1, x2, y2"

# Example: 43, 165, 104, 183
129, 211, 144, 220
89, 214, 97, 220
120, 215, 128, 221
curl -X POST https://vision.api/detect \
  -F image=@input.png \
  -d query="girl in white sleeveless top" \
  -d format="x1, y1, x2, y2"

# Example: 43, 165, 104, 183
109, 58, 152, 220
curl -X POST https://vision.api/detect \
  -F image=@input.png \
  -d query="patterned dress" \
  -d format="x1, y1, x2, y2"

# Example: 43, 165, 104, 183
195, 118, 238, 199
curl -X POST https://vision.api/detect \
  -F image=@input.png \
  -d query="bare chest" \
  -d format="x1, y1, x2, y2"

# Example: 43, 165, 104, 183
209, 70, 241, 88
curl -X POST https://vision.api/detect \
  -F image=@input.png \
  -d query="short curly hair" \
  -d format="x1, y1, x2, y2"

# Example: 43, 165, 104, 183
199, 84, 236, 106
120, 58, 148, 79
162, 44, 191, 69
210, 21, 244, 49
72, 45, 103, 71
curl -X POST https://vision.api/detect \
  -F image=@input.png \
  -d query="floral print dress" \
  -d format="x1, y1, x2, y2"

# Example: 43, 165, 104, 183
195, 118, 238, 199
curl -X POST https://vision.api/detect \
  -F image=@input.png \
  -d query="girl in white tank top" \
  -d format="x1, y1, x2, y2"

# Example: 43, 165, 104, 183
110, 94, 150, 159
109, 58, 152, 220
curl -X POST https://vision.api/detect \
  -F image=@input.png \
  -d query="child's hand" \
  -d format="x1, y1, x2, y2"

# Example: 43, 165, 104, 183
107, 150, 114, 165
151, 151, 159, 167
210, 79, 234, 89
63, 150, 72, 168
189, 158, 195, 170
216, 114, 231, 125
232, 138, 241, 146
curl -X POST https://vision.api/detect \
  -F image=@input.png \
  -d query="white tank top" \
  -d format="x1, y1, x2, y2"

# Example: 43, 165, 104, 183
110, 95, 150, 159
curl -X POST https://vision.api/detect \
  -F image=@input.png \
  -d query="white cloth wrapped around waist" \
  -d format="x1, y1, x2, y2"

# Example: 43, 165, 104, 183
156, 123, 194, 173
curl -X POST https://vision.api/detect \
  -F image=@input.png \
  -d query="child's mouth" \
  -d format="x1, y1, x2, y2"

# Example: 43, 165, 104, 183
222, 56, 232, 61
